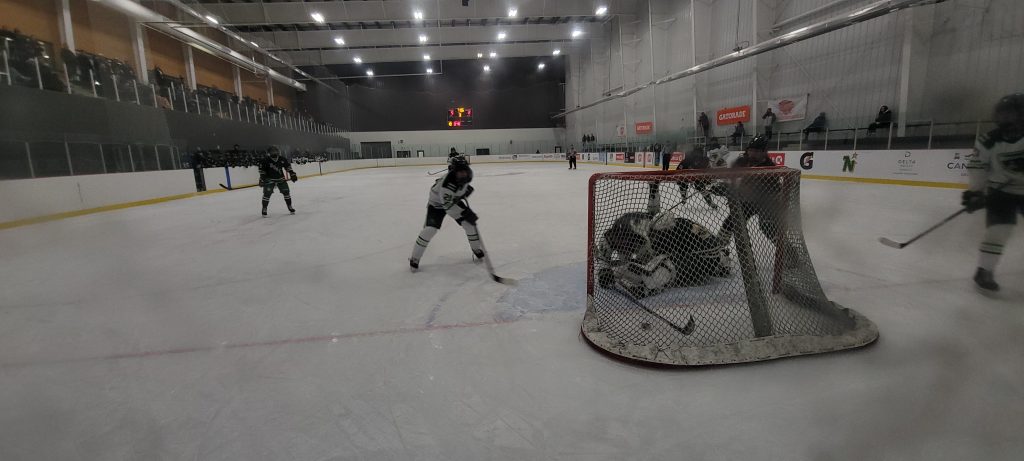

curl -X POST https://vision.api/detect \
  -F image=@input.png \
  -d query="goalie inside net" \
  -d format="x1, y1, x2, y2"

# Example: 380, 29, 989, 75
583, 168, 878, 365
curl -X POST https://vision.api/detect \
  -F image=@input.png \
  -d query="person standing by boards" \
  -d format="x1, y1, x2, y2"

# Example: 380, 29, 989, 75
568, 146, 578, 170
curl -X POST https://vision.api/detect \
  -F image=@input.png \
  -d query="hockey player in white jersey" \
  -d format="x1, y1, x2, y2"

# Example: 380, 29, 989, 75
964, 93, 1024, 293
705, 140, 731, 169
409, 157, 484, 270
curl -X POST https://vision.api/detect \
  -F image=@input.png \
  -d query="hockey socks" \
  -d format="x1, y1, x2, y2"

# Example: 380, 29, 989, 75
978, 224, 1011, 272
411, 226, 438, 262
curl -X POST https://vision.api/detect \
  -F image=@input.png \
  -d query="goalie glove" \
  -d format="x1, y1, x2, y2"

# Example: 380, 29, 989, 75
961, 190, 985, 213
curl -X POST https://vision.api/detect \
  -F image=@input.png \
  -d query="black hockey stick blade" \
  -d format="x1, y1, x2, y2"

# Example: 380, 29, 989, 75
878, 237, 907, 249
491, 273, 518, 286
219, 183, 231, 191
609, 286, 694, 335
219, 183, 259, 191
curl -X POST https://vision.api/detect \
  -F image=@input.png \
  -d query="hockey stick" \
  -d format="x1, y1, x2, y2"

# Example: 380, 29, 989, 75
219, 183, 259, 191
474, 226, 518, 285
607, 285, 695, 336
427, 167, 448, 176
879, 183, 1009, 249
878, 208, 968, 249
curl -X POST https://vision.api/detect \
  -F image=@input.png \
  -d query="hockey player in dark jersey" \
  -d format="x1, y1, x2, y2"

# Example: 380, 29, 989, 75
409, 157, 484, 270
963, 93, 1024, 293
258, 146, 297, 217
714, 135, 791, 256
676, 145, 719, 209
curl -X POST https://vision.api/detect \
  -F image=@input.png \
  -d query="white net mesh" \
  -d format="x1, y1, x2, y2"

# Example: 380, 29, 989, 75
582, 167, 878, 365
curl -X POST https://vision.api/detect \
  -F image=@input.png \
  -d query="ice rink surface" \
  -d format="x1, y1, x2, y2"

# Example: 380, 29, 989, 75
0, 162, 1022, 460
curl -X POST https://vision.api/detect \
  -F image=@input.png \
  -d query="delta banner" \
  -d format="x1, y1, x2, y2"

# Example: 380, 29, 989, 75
635, 121, 654, 135
767, 95, 808, 122
716, 106, 750, 125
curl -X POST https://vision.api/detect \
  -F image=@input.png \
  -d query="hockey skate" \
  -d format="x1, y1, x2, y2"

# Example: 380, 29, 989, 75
288, 207, 296, 214
973, 267, 1000, 295
472, 249, 486, 262
261, 208, 268, 217
409, 258, 420, 272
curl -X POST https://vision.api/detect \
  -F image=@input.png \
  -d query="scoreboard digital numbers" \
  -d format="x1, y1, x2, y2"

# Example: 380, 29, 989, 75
447, 107, 473, 128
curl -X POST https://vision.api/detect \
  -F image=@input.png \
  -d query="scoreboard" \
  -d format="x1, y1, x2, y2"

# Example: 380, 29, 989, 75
447, 107, 473, 128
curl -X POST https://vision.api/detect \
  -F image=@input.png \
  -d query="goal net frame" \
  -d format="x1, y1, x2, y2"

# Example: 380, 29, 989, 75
582, 167, 878, 366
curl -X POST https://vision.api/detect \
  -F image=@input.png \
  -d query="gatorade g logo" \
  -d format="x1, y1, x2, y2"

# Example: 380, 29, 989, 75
799, 152, 814, 170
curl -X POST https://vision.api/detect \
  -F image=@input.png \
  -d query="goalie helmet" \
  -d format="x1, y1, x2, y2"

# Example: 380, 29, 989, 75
747, 134, 769, 152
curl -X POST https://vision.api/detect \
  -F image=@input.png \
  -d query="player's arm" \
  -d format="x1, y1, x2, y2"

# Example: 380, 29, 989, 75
285, 159, 298, 182
962, 135, 992, 212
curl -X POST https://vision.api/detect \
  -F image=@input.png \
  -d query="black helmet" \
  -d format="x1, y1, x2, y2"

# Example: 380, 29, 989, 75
268, 145, 281, 156
447, 157, 473, 186
995, 93, 1024, 116
747, 134, 769, 151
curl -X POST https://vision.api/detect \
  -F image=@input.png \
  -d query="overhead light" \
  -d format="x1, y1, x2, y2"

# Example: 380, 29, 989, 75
310, 12, 325, 24
552, 49, 561, 55
423, 54, 431, 60
334, 37, 345, 45
483, 65, 491, 72
489, 51, 497, 58
538, 63, 546, 69
419, 34, 428, 43
497, 31, 507, 40
595, 6, 608, 16
205, 15, 219, 25
414, 10, 424, 20
353, 57, 362, 63
426, 68, 434, 74
251, 41, 259, 47
366, 70, 374, 76
477, 52, 483, 58
572, 29, 583, 38
508, 8, 518, 18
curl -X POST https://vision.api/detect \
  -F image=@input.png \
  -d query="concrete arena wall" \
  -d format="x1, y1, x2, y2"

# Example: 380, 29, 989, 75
0, 149, 971, 227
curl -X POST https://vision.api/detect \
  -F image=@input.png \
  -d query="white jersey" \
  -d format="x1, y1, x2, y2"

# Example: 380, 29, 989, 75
706, 146, 731, 168
427, 176, 471, 218
968, 131, 1024, 196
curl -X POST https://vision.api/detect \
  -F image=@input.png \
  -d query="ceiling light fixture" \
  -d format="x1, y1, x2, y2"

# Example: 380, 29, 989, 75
426, 68, 434, 74
596, 6, 608, 16
538, 63, 546, 69
483, 65, 491, 72
205, 15, 219, 25
508, 8, 518, 18
477, 52, 483, 58
353, 57, 363, 63
366, 70, 374, 76
423, 54, 431, 60
334, 37, 345, 45
251, 41, 259, 47
414, 10, 424, 20
419, 34, 428, 43
572, 29, 583, 38
489, 51, 497, 58
497, 31, 507, 40
310, 12, 325, 24
552, 49, 561, 55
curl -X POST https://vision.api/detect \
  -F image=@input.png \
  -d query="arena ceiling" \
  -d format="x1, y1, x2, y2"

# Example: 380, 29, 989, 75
180, 0, 632, 68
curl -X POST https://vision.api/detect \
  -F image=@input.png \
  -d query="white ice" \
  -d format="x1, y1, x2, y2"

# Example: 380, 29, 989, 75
0, 162, 1022, 460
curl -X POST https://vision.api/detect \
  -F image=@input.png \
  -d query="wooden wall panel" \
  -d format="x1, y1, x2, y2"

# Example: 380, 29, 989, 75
193, 50, 234, 92
145, 29, 185, 79
69, 0, 132, 62
0, 0, 60, 45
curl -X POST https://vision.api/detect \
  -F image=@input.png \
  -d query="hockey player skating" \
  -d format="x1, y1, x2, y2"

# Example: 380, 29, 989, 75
963, 93, 1024, 294
714, 135, 797, 266
410, 157, 484, 270
259, 146, 297, 217
705, 140, 731, 169
676, 145, 719, 209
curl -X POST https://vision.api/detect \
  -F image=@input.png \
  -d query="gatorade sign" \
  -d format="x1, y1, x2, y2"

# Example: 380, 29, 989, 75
635, 121, 653, 134
716, 105, 750, 125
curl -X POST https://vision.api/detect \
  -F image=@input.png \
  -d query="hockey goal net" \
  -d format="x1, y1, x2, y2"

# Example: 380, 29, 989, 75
582, 167, 877, 365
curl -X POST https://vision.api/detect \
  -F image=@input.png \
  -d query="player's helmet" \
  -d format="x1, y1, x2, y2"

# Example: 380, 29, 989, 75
747, 134, 769, 151
447, 157, 473, 186
994, 93, 1024, 137
268, 145, 281, 158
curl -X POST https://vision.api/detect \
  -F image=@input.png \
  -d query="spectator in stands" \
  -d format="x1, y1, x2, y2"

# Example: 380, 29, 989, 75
191, 148, 207, 192
803, 112, 828, 140
867, 105, 893, 134
762, 108, 777, 140
730, 122, 746, 146
699, 112, 711, 140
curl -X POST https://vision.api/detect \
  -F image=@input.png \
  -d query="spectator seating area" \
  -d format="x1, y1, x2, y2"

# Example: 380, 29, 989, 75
1, 27, 337, 133
186, 146, 330, 169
